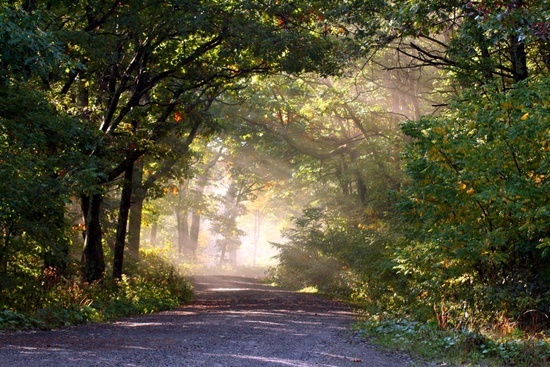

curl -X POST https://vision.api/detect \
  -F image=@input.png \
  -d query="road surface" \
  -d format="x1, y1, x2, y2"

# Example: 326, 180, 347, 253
0, 275, 421, 366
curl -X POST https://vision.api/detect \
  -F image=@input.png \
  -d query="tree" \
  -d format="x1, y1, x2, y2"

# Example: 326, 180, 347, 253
398, 78, 550, 326
0, 4, 97, 280
41, 0, 350, 281
210, 156, 265, 266
218, 70, 412, 216
376, 0, 549, 87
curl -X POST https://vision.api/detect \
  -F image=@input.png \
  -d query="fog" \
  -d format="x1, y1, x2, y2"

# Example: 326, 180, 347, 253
139, 47, 442, 278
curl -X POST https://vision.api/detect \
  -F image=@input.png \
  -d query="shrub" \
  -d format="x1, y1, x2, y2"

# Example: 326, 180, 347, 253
0, 252, 193, 331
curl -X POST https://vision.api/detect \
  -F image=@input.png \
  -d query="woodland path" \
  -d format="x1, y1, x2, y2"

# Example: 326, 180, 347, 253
0, 275, 423, 366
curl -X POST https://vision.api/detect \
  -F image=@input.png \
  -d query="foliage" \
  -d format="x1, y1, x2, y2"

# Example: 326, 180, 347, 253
0, 4, 67, 82
270, 207, 400, 302
398, 78, 550, 328
0, 250, 193, 331
375, 0, 550, 86
37, 0, 356, 281
358, 318, 550, 367
0, 86, 99, 274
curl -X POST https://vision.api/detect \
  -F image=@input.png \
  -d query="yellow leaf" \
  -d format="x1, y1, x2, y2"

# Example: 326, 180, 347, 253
520, 112, 529, 120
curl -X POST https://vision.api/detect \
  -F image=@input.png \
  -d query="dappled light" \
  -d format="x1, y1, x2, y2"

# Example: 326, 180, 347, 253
0, 1, 548, 366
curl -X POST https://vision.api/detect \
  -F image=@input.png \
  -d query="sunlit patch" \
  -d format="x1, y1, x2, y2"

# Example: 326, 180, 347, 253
298, 286, 318, 293
203, 353, 340, 367
319, 352, 364, 363
114, 322, 165, 327
243, 320, 285, 326
209, 287, 254, 291
159, 310, 198, 316
288, 320, 324, 325
12, 346, 39, 350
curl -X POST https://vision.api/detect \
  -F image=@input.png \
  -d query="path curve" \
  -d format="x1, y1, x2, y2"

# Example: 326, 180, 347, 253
0, 275, 419, 366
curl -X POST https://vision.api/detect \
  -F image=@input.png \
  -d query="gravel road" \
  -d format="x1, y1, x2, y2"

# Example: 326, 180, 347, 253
0, 275, 422, 366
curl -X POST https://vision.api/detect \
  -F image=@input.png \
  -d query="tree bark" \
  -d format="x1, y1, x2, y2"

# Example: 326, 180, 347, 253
81, 193, 105, 283
128, 161, 144, 262
112, 163, 134, 280
509, 0, 528, 83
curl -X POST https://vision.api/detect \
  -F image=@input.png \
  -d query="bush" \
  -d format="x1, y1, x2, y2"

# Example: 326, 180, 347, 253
269, 207, 402, 306
398, 78, 550, 329
0, 252, 194, 331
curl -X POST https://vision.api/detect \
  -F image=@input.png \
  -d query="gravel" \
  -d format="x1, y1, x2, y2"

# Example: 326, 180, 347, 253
0, 275, 425, 366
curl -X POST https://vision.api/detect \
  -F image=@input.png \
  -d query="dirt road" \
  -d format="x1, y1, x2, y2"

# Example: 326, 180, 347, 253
0, 276, 419, 366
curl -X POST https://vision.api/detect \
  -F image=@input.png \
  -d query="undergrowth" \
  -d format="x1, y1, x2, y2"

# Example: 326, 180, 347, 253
0, 251, 193, 331
356, 318, 550, 367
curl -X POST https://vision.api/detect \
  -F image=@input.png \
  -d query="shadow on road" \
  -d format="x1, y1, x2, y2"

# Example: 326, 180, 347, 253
0, 275, 415, 367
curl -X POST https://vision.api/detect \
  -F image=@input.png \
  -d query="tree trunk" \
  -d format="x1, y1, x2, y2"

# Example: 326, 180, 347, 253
187, 171, 210, 258
228, 246, 237, 266
176, 209, 190, 254
113, 164, 134, 280
510, 35, 528, 82
128, 161, 144, 262
219, 241, 227, 266
128, 195, 143, 261
509, 0, 528, 83
189, 210, 201, 258
81, 193, 105, 283
150, 221, 158, 247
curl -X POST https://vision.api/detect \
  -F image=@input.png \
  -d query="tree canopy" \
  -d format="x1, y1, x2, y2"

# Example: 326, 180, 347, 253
1, 0, 549, 348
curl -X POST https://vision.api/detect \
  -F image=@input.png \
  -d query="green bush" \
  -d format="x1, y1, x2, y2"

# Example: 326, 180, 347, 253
398, 78, 550, 329
269, 207, 403, 307
0, 252, 193, 331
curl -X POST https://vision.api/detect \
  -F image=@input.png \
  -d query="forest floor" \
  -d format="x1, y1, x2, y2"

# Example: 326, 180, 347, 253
0, 275, 431, 366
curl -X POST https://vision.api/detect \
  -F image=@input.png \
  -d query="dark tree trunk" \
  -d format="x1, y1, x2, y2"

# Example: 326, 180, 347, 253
187, 171, 210, 258
81, 193, 105, 283
356, 173, 368, 207
128, 195, 143, 262
113, 164, 134, 280
510, 35, 528, 82
128, 161, 144, 262
509, 0, 528, 83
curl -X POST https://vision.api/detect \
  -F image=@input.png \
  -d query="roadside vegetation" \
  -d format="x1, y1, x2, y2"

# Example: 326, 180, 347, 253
0, 250, 193, 331
1, 2, 548, 366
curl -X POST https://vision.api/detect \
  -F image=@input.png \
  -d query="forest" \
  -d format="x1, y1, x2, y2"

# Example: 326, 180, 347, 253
0, 0, 549, 364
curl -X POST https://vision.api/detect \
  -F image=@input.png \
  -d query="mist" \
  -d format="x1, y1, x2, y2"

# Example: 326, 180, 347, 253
135, 46, 441, 279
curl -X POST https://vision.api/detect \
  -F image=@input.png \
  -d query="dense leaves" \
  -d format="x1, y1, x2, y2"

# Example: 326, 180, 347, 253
0, 250, 193, 330
1, 3, 549, 360
399, 78, 550, 327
